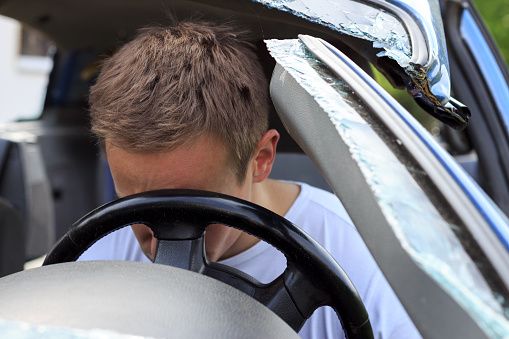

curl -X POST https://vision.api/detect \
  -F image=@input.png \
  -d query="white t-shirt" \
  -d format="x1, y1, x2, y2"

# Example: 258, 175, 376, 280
78, 225, 151, 263
79, 182, 421, 338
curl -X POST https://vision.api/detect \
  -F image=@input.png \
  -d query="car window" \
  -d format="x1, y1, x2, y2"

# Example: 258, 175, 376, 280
0, 15, 54, 123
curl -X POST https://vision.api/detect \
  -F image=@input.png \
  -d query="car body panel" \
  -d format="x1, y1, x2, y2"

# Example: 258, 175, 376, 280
268, 35, 509, 338
443, 1, 509, 216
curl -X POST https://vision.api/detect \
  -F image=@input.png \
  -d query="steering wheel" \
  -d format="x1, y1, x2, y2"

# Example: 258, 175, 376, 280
43, 190, 373, 339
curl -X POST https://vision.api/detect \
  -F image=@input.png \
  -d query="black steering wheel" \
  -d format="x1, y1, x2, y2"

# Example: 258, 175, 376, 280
43, 190, 373, 339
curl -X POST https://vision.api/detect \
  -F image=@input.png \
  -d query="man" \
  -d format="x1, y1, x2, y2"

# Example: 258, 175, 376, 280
82, 21, 420, 338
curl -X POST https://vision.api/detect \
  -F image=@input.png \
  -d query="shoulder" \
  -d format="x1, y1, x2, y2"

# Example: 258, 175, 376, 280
286, 182, 354, 232
281, 182, 421, 338
304, 183, 347, 214
286, 182, 378, 291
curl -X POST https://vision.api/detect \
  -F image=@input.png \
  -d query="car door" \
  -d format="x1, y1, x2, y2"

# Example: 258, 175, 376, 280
268, 31, 509, 339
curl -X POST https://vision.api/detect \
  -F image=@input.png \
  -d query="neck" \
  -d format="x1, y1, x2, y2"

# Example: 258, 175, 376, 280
251, 179, 301, 217
218, 179, 301, 261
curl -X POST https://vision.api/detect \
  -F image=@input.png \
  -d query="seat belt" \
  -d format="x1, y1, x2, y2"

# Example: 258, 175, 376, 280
0, 132, 55, 260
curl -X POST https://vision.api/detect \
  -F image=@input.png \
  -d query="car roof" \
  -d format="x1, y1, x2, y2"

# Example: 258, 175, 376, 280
0, 0, 341, 51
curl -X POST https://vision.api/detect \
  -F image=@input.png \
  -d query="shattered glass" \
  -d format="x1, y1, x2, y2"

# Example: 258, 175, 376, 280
266, 38, 509, 338
254, 0, 468, 128
255, 0, 411, 66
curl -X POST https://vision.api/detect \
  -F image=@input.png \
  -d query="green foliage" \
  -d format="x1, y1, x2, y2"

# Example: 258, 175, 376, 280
472, 0, 509, 66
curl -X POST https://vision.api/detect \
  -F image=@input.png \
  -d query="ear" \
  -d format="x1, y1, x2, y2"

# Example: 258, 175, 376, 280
251, 129, 280, 183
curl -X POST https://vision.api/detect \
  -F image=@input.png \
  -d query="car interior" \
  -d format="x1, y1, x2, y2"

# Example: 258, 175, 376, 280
0, 0, 372, 277
1, 0, 509, 338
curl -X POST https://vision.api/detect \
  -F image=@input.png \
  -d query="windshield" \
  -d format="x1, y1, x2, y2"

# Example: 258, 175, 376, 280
256, 0, 411, 65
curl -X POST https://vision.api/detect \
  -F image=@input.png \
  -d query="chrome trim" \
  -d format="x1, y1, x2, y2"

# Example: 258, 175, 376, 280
254, 0, 469, 128
383, 0, 449, 102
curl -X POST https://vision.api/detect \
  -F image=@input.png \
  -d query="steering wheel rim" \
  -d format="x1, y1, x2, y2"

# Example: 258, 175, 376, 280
44, 189, 373, 339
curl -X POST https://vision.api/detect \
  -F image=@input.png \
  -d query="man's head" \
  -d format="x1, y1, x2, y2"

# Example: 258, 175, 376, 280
89, 21, 270, 182
89, 21, 279, 261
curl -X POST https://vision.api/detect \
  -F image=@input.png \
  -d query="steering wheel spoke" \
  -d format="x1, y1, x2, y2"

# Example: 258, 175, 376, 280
203, 261, 306, 331
153, 238, 206, 272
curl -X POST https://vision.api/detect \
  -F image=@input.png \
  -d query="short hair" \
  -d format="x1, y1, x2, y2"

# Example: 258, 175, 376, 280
89, 21, 270, 182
